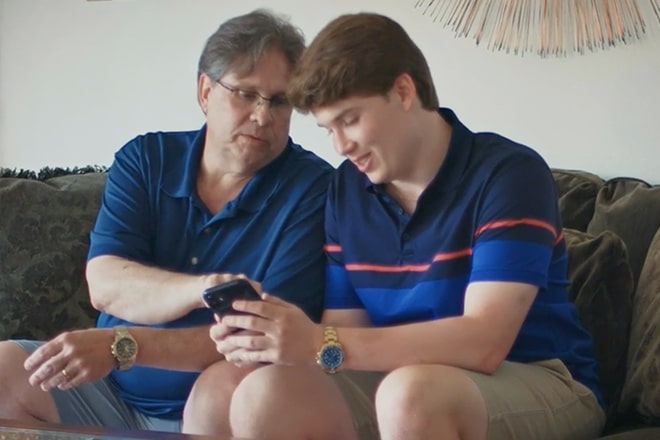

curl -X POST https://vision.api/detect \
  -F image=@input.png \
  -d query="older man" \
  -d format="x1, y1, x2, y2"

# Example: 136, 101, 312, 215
0, 9, 332, 436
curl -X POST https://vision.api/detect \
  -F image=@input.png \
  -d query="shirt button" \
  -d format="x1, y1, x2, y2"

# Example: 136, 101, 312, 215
191, 257, 199, 265
204, 227, 212, 234
402, 233, 411, 241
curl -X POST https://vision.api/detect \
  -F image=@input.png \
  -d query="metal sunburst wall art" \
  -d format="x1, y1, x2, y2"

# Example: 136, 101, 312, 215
413, 0, 660, 57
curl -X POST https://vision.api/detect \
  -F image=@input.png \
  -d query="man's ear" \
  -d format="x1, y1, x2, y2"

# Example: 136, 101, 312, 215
197, 73, 213, 115
391, 73, 416, 111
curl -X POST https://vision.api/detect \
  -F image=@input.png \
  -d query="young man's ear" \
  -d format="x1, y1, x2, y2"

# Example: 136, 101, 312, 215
391, 72, 417, 110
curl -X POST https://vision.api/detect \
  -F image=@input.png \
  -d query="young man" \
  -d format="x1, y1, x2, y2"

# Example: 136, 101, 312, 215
0, 9, 332, 436
208, 12, 605, 440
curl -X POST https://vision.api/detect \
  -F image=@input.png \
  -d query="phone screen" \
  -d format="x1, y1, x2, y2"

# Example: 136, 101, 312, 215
202, 279, 261, 316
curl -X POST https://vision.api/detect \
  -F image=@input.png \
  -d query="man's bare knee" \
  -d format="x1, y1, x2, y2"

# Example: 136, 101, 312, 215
0, 341, 59, 422
376, 365, 487, 440
230, 365, 356, 440
183, 360, 258, 435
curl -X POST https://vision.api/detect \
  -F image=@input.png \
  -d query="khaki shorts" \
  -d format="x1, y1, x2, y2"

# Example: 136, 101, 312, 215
333, 359, 605, 440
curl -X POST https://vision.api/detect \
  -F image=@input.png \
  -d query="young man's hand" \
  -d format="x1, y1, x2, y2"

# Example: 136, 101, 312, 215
210, 294, 323, 367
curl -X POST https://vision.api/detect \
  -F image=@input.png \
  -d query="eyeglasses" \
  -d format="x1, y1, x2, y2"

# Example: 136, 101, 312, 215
216, 80, 291, 115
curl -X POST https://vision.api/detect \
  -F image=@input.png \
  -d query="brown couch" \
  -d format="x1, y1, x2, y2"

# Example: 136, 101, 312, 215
1, 167, 659, 439
554, 169, 660, 439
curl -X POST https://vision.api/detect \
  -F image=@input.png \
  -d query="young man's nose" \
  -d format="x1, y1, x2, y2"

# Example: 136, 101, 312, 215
333, 132, 356, 156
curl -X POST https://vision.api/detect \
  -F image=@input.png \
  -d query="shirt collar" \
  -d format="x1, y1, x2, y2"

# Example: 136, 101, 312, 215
426, 107, 473, 193
161, 125, 206, 199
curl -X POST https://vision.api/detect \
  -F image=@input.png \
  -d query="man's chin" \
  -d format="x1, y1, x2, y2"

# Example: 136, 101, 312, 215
363, 171, 385, 185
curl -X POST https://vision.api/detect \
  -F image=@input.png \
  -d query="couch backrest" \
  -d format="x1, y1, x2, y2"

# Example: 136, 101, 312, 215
0, 173, 106, 340
553, 169, 660, 290
620, 226, 660, 426
553, 169, 604, 232
553, 169, 660, 430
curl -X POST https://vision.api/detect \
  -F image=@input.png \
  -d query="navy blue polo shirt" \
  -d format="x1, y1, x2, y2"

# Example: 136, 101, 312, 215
324, 108, 602, 405
89, 126, 333, 418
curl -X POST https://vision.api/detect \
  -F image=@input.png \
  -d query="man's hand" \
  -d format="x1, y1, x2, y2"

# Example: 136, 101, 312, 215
211, 294, 323, 367
200, 273, 262, 310
24, 328, 116, 391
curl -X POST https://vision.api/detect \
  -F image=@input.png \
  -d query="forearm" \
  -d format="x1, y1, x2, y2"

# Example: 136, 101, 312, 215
325, 283, 535, 374
336, 316, 509, 374
86, 255, 209, 324
132, 326, 223, 371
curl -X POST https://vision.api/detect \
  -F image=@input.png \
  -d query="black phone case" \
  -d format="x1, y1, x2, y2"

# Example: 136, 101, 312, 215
202, 279, 261, 316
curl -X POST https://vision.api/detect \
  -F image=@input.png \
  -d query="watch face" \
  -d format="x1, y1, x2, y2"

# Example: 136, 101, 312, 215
116, 337, 137, 358
320, 344, 344, 370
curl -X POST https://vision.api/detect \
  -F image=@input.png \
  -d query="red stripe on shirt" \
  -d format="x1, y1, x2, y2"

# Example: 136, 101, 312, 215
474, 218, 557, 238
345, 248, 472, 273
324, 244, 342, 252
432, 248, 473, 262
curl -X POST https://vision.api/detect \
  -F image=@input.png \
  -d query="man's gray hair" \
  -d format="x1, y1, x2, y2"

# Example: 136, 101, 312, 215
198, 9, 305, 81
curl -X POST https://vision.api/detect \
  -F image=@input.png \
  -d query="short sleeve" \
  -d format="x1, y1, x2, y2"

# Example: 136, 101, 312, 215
470, 153, 562, 287
88, 138, 154, 263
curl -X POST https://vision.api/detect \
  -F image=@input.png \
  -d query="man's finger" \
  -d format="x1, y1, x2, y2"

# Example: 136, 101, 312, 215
221, 313, 271, 333
28, 355, 66, 388
209, 322, 237, 341
224, 334, 270, 351
24, 341, 60, 371
260, 293, 289, 306
225, 348, 267, 365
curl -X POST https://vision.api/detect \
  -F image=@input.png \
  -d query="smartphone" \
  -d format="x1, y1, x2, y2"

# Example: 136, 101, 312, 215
202, 278, 261, 316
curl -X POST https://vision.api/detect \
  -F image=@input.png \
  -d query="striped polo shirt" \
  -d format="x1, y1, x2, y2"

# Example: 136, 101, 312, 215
323, 108, 602, 406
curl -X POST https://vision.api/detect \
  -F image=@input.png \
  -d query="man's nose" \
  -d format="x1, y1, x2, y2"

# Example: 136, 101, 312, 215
250, 100, 273, 125
333, 132, 355, 156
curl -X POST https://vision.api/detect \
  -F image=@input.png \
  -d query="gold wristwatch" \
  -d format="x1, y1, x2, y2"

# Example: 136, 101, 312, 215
315, 326, 344, 374
110, 325, 138, 371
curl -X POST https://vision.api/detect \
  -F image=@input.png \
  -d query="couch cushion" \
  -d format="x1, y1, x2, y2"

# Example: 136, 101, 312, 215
587, 178, 660, 290
620, 226, 660, 425
598, 427, 660, 439
0, 173, 105, 341
564, 228, 634, 424
552, 169, 604, 232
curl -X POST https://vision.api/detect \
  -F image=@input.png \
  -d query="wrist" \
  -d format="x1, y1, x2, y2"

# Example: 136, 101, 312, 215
110, 325, 138, 371
311, 324, 324, 365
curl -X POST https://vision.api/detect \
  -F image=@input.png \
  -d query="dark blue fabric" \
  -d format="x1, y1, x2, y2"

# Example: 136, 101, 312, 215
324, 108, 603, 407
89, 126, 333, 418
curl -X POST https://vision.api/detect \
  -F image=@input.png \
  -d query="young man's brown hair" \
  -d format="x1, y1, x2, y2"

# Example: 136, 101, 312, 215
287, 13, 439, 111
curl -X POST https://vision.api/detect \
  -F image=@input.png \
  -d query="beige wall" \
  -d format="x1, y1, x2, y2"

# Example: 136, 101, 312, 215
1, 0, 659, 181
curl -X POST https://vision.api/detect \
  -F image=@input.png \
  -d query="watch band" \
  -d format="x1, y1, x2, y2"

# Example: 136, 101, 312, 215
324, 326, 339, 345
316, 326, 344, 374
